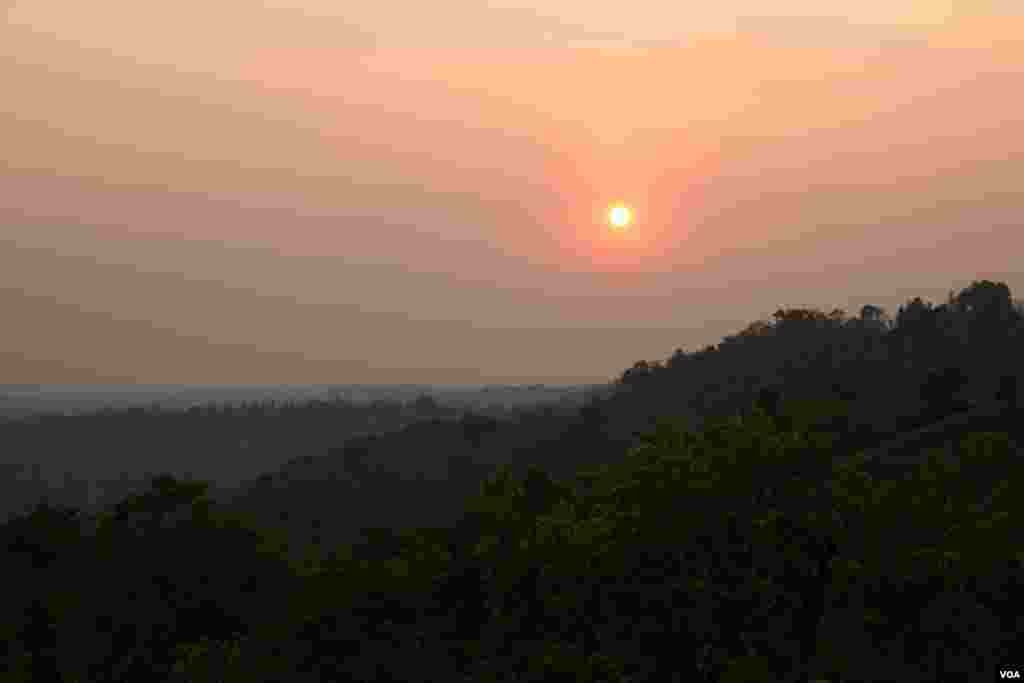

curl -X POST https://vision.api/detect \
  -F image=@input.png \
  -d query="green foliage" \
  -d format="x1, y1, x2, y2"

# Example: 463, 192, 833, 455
718, 655, 773, 683
4, 280, 1023, 681
453, 401, 1020, 681
5, 399, 1021, 681
170, 636, 248, 683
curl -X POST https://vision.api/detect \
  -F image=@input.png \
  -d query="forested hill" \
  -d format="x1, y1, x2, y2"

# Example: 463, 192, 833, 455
3, 279, 1023, 682
222, 279, 1024, 548
602, 279, 1022, 448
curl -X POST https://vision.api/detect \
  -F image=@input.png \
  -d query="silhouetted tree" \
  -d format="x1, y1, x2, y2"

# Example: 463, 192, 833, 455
952, 280, 1013, 321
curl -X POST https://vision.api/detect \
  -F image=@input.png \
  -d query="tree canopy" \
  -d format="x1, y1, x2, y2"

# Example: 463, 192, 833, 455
2, 279, 1022, 681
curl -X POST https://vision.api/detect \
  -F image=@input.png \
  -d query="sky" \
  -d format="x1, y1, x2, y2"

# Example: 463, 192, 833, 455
2, 1, 1022, 384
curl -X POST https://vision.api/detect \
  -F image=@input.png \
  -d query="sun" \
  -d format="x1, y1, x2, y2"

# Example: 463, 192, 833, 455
608, 204, 633, 231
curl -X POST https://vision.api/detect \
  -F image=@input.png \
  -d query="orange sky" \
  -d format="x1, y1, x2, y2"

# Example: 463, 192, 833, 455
2, 3, 1022, 383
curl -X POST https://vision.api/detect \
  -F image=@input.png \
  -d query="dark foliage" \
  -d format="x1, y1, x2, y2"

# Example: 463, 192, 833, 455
2, 279, 1022, 681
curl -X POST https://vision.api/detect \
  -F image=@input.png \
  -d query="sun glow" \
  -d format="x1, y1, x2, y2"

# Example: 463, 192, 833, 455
608, 204, 633, 231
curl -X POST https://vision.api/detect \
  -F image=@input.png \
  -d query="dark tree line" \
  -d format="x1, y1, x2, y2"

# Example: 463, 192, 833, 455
0, 392, 585, 524
2, 279, 1022, 681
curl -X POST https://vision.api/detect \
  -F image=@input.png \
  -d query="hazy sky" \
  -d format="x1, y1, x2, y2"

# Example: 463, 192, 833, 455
2, 2, 1022, 384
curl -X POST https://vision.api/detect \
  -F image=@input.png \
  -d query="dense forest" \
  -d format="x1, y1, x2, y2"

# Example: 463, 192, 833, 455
2, 279, 1022, 681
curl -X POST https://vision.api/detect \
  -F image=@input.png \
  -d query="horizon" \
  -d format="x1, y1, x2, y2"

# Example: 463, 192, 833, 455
1, 382, 604, 392
3, 4, 1022, 384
